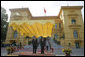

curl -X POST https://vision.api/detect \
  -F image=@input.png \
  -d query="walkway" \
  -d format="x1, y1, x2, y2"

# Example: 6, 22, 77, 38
1, 38, 84, 56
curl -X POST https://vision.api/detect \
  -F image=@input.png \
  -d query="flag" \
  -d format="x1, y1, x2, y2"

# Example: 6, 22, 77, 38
44, 8, 46, 14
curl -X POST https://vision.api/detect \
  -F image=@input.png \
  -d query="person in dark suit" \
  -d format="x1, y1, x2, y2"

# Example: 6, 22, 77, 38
44, 38, 46, 47
32, 36, 38, 54
40, 37, 45, 54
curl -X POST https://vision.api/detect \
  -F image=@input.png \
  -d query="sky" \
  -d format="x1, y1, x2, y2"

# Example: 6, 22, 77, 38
1, 1, 84, 22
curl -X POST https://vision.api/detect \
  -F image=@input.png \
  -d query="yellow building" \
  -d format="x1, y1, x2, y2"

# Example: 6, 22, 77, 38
6, 6, 84, 48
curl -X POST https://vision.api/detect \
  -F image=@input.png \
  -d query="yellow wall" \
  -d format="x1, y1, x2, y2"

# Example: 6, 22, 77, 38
59, 6, 84, 48
6, 6, 84, 48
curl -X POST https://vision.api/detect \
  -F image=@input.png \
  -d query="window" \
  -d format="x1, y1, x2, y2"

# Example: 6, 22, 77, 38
14, 30, 18, 38
73, 30, 78, 38
55, 24, 57, 29
72, 19, 76, 24
75, 42, 80, 48
59, 23, 61, 28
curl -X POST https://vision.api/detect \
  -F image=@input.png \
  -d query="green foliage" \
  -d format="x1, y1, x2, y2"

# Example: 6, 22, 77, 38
28, 41, 32, 45
62, 48, 72, 53
1, 7, 9, 42
6, 46, 11, 51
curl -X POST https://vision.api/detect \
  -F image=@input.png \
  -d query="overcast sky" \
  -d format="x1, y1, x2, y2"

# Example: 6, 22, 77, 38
1, 1, 84, 22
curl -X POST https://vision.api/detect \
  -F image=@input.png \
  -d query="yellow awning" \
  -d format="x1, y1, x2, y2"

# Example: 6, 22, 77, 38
9, 22, 54, 38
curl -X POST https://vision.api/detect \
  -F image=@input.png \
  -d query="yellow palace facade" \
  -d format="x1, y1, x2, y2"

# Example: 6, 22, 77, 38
6, 6, 84, 48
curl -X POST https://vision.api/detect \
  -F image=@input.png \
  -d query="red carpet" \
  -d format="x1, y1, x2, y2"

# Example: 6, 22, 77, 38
12, 51, 54, 56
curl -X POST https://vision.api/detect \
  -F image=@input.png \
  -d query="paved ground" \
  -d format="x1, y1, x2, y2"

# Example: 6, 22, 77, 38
1, 39, 84, 56
1, 47, 84, 56
50, 38, 84, 56
7, 51, 54, 56
1, 47, 7, 56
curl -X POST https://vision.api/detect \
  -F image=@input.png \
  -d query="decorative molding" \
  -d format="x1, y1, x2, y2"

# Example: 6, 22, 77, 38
68, 14, 79, 16
69, 10, 75, 12
69, 24, 81, 29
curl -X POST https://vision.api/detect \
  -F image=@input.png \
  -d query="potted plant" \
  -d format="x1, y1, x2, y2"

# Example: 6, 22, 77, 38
62, 48, 72, 56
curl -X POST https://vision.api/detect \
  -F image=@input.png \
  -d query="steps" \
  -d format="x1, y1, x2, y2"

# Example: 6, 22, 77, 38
49, 38, 64, 55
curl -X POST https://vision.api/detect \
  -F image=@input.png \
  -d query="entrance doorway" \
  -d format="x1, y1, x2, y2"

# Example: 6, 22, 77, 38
75, 42, 80, 48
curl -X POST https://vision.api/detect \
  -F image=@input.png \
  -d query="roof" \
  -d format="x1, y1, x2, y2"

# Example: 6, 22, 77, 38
9, 8, 29, 11
9, 8, 32, 17
9, 8, 60, 20
58, 6, 83, 17
32, 16, 60, 20
61, 6, 83, 9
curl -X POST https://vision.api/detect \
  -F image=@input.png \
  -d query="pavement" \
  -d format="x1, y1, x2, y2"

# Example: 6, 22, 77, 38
1, 47, 7, 56
50, 38, 84, 56
1, 38, 84, 56
7, 51, 54, 56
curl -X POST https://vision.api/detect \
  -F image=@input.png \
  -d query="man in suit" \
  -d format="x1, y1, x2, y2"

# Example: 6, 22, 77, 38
32, 36, 38, 54
40, 36, 45, 54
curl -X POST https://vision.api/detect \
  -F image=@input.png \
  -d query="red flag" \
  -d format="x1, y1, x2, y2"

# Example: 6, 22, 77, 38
44, 8, 46, 14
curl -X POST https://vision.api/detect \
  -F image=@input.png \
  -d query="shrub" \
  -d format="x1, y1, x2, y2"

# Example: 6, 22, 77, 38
62, 48, 72, 56
28, 41, 32, 45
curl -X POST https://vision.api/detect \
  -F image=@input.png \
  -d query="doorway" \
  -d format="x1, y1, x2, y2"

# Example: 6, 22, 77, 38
75, 42, 80, 48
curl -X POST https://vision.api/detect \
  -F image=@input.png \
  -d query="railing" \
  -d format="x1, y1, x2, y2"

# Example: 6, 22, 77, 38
74, 38, 81, 40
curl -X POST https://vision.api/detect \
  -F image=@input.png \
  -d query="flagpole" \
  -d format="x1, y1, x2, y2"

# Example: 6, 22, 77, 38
44, 11, 46, 16
44, 13, 46, 16
43, 8, 46, 37
44, 8, 46, 16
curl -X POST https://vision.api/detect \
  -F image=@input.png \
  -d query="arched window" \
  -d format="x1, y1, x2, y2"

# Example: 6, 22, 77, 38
72, 19, 76, 24
14, 30, 18, 38
73, 30, 78, 38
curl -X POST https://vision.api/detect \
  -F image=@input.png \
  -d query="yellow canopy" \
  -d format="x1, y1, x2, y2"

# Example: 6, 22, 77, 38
9, 22, 54, 38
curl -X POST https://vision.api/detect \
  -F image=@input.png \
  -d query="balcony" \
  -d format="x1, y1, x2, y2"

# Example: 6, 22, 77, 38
74, 38, 82, 42
69, 24, 81, 29
74, 39, 82, 42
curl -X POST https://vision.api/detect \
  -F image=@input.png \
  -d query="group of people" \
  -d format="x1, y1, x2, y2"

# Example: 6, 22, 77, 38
6, 36, 53, 55
32, 36, 53, 54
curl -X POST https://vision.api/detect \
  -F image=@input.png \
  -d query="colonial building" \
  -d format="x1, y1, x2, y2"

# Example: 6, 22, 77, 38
6, 6, 84, 48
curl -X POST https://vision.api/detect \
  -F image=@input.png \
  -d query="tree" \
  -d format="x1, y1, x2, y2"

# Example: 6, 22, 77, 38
1, 7, 9, 42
